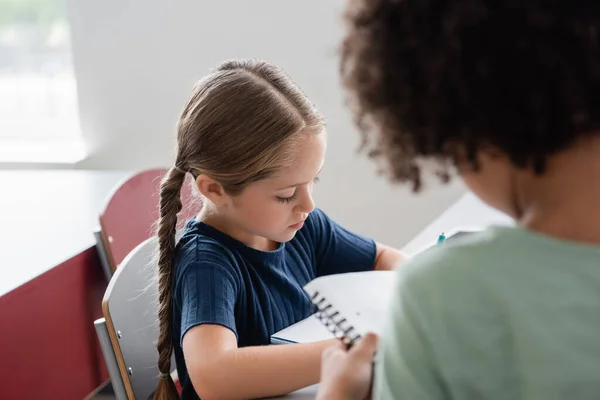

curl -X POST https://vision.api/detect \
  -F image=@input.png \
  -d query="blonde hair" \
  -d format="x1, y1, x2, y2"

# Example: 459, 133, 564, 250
153, 59, 324, 399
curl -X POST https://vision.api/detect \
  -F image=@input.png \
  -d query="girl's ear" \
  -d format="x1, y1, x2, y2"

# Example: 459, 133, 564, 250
196, 174, 230, 206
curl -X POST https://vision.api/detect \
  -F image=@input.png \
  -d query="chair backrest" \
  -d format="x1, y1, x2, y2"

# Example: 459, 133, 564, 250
94, 318, 128, 400
99, 168, 200, 273
102, 235, 163, 400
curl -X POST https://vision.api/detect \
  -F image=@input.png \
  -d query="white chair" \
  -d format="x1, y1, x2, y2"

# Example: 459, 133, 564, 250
94, 235, 168, 399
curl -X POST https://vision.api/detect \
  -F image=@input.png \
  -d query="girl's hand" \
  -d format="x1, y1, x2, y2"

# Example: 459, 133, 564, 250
316, 333, 378, 400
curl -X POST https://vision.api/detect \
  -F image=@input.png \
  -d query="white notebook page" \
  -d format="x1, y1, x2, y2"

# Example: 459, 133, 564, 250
270, 314, 334, 344
303, 270, 397, 337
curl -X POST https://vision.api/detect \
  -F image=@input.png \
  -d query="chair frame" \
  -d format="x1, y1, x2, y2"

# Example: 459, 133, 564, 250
94, 318, 128, 399
94, 228, 114, 282
96, 234, 182, 399
101, 240, 151, 399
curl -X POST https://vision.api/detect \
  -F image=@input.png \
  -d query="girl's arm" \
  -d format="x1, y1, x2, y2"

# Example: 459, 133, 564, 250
183, 324, 337, 400
374, 243, 408, 270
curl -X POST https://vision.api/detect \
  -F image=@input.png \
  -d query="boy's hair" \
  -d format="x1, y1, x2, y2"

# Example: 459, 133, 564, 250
154, 59, 324, 399
341, 0, 600, 191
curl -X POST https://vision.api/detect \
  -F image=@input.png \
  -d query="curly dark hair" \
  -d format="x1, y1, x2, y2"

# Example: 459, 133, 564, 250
341, 0, 600, 190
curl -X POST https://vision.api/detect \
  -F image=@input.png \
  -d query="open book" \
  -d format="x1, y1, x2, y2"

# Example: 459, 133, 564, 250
270, 270, 397, 345
270, 230, 484, 345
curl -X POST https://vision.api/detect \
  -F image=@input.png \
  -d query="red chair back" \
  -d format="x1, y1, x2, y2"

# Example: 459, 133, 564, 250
99, 168, 200, 272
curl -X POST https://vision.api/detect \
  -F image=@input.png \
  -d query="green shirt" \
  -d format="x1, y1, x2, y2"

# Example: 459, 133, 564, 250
375, 226, 600, 400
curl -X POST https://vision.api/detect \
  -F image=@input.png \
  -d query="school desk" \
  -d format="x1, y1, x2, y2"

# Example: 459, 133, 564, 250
402, 191, 513, 255
0, 170, 129, 399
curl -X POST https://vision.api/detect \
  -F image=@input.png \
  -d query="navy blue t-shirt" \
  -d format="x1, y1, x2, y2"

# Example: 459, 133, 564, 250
172, 208, 377, 399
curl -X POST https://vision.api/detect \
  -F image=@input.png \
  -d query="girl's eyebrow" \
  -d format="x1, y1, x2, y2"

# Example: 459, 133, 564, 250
275, 166, 323, 190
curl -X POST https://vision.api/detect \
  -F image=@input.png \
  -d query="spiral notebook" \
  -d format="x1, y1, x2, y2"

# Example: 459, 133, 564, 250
270, 270, 397, 346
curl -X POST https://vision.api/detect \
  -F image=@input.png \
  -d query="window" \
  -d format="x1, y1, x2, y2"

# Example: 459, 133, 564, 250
0, 0, 85, 163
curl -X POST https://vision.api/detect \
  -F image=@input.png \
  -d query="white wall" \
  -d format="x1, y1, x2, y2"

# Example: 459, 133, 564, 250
67, 0, 465, 247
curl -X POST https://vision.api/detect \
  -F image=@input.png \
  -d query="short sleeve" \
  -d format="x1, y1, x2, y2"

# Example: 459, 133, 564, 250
306, 208, 376, 276
374, 266, 446, 400
175, 260, 239, 345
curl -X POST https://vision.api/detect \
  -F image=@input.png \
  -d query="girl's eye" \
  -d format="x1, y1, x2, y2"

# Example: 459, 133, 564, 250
276, 178, 318, 203
276, 193, 297, 203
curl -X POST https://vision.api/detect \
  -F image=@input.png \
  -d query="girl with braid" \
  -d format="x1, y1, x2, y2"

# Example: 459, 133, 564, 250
153, 59, 406, 400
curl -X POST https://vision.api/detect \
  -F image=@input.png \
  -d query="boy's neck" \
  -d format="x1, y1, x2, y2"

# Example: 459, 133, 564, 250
518, 136, 600, 245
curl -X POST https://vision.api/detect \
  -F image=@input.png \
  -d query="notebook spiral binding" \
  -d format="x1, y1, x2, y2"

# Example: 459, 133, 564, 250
310, 291, 361, 348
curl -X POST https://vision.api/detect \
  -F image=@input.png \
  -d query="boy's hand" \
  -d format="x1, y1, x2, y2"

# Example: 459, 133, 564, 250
316, 333, 378, 400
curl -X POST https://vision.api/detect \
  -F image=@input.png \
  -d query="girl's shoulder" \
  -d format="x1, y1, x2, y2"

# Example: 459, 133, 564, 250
175, 226, 242, 280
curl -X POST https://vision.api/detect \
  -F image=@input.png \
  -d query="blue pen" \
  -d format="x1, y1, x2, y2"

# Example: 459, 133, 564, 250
437, 232, 446, 246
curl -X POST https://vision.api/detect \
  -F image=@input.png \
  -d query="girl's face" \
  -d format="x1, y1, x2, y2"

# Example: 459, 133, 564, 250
223, 131, 327, 248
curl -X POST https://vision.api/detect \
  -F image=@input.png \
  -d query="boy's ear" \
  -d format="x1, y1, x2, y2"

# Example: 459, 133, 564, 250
195, 174, 229, 206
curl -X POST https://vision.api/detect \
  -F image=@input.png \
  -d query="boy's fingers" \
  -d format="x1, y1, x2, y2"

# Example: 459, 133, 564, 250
322, 340, 347, 360
351, 332, 378, 359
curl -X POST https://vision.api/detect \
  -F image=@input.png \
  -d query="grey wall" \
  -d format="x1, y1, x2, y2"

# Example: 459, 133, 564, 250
67, 0, 465, 247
